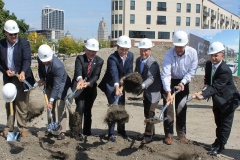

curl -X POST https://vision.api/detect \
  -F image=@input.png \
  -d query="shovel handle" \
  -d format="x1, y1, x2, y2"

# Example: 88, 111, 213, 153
166, 92, 177, 105
76, 77, 87, 90
10, 102, 13, 116
119, 86, 123, 92
44, 94, 49, 105
191, 91, 203, 99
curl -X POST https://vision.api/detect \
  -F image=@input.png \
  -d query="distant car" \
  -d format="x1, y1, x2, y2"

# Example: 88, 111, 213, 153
226, 63, 238, 74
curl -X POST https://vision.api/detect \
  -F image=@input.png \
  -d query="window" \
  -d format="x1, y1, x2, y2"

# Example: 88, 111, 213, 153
186, 17, 190, 26
115, 15, 118, 24
177, 3, 181, 12
146, 15, 151, 24
119, 30, 122, 37
147, 1, 151, 11
112, 1, 114, 11
130, 0, 135, 10
158, 32, 170, 39
115, 30, 118, 38
196, 4, 200, 13
129, 30, 155, 39
157, 2, 166, 11
130, 14, 135, 24
112, 15, 114, 24
196, 17, 200, 26
119, 0, 123, 10
111, 31, 114, 38
115, 1, 118, 10
176, 16, 181, 25
186, 3, 191, 12
119, 14, 122, 24
157, 16, 166, 25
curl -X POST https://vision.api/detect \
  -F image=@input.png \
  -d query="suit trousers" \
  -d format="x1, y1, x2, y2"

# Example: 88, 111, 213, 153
213, 101, 236, 146
5, 77, 29, 132
107, 92, 126, 135
163, 79, 189, 138
46, 88, 67, 133
143, 96, 158, 136
75, 87, 97, 135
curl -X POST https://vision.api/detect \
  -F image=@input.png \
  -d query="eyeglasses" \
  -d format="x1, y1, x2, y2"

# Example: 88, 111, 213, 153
8, 33, 18, 36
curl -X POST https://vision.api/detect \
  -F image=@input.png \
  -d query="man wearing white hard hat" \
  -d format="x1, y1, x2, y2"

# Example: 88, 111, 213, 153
195, 41, 240, 156
0, 19, 35, 138
161, 30, 198, 145
99, 35, 134, 142
72, 38, 104, 140
36, 44, 72, 140
135, 38, 162, 144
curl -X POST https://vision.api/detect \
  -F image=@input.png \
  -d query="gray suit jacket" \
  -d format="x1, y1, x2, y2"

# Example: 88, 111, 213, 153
38, 56, 71, 100
135, 56, 162, 103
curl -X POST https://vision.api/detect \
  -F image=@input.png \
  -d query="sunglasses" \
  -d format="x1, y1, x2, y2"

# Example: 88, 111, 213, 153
8, 33, 18, 36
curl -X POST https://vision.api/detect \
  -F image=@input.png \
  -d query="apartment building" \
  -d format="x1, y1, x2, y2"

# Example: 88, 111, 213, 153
98, 17, 109, 40
111, 0, 239, 46
41, 5, 64, 40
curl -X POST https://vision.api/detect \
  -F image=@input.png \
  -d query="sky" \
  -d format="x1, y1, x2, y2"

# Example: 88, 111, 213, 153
3, 0, 240, 40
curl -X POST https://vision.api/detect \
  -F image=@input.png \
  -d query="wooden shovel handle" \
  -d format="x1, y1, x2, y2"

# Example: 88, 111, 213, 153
191, 91, 202, 99
10, 102, 13, 116
119, 86, 123, 92
76, 77, 87, 90
166, 92, 177, 105
44, 94, 49, 105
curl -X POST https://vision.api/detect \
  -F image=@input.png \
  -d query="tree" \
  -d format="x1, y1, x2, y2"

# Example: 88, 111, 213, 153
58, 37, 80, 55
98, 39, 110, 48
27, 32, 47, 53
0, 0, 29, 39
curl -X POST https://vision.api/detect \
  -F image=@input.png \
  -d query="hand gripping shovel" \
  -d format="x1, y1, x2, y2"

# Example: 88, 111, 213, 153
144, 89, 181, 124
7, 102, 20, 141
14, 74, 33, 92
177, 86, 207, 114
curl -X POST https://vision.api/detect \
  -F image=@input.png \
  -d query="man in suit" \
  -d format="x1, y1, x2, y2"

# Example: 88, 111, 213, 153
36, 44, 71, 140
0, 20, 35, 138
134, 38, 162, 144
195, 41, 239, 156
72, 38, 104, 140
161, 30, 198, 145
98, 35, 133, 142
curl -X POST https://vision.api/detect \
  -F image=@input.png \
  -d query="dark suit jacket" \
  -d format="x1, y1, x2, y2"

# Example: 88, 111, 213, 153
98, 51, 134, 98
72, 54, 104, 97
135, 56, 162, 103
202, 60, 239, 112
37, 56, 71, 100
0, 38, 34, 88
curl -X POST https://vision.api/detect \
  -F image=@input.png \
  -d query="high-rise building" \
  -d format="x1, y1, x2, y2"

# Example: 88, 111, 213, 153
111, 0, 239, 46
98, 17, 109, 40
41, 5, 64, 40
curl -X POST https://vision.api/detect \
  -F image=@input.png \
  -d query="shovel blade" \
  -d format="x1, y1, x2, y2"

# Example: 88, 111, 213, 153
7, 132, 20, 141
177, 96, 187, 114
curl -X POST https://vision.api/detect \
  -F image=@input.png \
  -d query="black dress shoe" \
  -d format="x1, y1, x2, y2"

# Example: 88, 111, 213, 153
207, 145, 223, 156
117, 131, 128, 138
108, 135, 116, 142
211, 140, 225, 150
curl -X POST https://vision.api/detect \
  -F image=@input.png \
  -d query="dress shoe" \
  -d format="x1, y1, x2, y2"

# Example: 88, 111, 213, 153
208, 145, 223, 156
211, 140, 225, 150
57, 132, 65, 140
117, 131, 128, 138
141, 136, 152, 144
21, 131, 28, 137
108, 135, 116, 142
3, 130, 9, 137
179, 136, 189, 143
164, 137, 172, 145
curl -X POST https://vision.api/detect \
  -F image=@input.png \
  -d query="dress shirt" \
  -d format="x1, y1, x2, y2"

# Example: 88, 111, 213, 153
7, 40, 18, 71
161, 46, 198, 91
140, 56, 150, 89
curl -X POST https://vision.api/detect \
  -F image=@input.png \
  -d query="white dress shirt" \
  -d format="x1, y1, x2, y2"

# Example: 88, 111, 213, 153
7, 40, 18, 71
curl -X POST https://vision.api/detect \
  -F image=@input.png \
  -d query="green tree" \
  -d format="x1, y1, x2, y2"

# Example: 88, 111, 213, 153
58, 37, 79, 55
99, 39, 110, 48
27, 32, 47, 53
0, 0, 29, 39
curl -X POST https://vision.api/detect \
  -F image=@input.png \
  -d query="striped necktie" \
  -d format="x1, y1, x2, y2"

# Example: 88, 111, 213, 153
87, 59, 92, 76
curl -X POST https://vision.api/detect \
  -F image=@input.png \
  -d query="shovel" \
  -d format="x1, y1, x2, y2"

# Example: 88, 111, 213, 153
177, 86, 207, 114
13, 74, 33, 92
144, 89, 181, 124
113, 86, 123, 105
7, 102, 20, 141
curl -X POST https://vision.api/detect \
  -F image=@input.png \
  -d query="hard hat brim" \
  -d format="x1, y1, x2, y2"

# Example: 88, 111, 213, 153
173, 42, 187, 47
39, 55, 53, 62
85, 46, 99, 51
5, 28, 19, 34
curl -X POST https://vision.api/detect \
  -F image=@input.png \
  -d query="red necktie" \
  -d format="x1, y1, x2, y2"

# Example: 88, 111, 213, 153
87, 59, 92, 76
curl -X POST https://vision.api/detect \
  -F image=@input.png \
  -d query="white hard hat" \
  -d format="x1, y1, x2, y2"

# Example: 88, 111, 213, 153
117, 35, 131, 48
4, 20, 19, 34
2, 83, 17, 102
172, 30, 188, 46
138, 38, 153, 48
85, 38, 99, 51
38, 44, 53, 62
208, 41, 225, 55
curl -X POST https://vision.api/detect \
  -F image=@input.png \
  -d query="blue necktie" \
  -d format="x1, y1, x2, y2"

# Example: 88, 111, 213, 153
140, 60, 144, 73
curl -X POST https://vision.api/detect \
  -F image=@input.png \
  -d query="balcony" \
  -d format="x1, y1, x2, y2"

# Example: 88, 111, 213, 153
211, 15, 216, 20
211, 26, 216, 29
157, 20, 166, 25
157, 7, 166, 11
226, 21, 229, 25
203, 24, 209, 29
220, 19, 224, 23
203, 11, 209, 17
